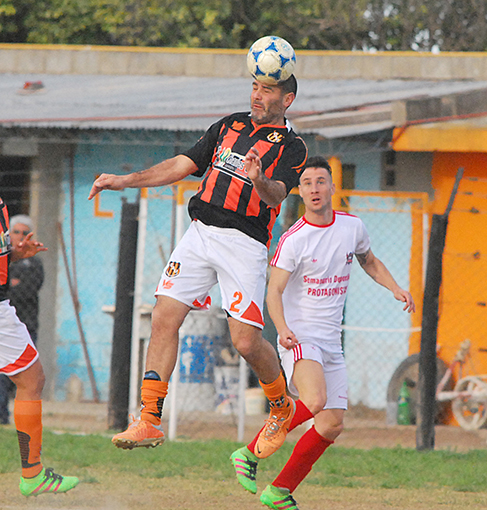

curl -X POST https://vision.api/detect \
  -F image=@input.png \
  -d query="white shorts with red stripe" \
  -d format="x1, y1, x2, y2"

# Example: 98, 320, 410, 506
0, 300, 39, 376
155, 220, 267, 329
279, 341, 348, 410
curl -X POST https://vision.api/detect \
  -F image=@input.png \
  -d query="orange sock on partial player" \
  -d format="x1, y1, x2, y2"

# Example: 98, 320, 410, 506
259, 373, 287, 404
14, 400, 43, 479
140, 379, 168, 426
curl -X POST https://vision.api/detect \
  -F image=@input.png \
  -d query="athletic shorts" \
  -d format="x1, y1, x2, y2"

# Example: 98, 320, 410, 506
0, 300, 39, 376
279, 342, 348, 410
155, 220, 267, 329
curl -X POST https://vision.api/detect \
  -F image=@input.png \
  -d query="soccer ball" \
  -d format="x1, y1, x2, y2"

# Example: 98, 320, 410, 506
247, 35, 296, 85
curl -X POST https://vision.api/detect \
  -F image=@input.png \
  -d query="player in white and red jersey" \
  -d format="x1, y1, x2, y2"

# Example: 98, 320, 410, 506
231, 156, 415, 510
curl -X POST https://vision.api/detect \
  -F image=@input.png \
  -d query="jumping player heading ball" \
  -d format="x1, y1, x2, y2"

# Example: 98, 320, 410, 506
89, 54, 307, 458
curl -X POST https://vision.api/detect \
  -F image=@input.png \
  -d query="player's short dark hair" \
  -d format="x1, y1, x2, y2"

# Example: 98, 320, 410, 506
304, 155, 332, 176
278, 74, 297, 96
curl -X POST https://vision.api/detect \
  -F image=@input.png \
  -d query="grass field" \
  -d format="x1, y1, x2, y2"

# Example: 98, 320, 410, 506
1, 427, 487, 510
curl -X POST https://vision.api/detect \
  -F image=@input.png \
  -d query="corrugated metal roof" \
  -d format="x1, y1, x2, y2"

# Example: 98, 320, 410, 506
2, 73, 487, 137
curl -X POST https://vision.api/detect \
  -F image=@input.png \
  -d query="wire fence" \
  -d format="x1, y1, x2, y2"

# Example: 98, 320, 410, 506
125, 185, 432, 445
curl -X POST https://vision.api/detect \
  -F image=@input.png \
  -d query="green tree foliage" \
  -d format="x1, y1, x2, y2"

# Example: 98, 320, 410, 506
1, 0, 487, 51
365, 0, 487, 51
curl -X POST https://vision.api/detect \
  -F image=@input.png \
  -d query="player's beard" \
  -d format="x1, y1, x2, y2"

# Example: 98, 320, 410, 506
251, 100, 284, 126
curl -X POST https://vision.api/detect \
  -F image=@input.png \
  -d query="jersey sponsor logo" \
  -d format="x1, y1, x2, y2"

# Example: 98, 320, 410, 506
267, 131, 284, 143
161, 279, 174, 289
303, 274, 349, 285
165, 261, 181, 277
214, 146, 252, 185
231, 121, 246, 131
307, 286, 347, 297
346, 252, 354, 264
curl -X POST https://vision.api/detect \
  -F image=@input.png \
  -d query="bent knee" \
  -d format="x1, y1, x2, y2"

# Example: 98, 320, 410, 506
232, 336, 255, 359
316, 420, 344, 441
302, 397, 327, 416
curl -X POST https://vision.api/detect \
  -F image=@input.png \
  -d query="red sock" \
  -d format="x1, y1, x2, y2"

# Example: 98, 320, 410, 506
289, 399, 314, 431
273, 425, 333, 493
247, 400, 313, 453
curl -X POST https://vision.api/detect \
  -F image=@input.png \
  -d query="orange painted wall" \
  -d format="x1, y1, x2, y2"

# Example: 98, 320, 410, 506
431, 153, 487, 381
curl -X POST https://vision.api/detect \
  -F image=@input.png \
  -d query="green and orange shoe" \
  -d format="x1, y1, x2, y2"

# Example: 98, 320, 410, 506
19, 467, 79, 497
230, 446, 258, 494
260, 485, 299, 510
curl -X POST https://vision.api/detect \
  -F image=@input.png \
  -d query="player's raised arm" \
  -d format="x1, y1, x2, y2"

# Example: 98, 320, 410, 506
355, 248, 416, 313
266, 265, 299, 349
88, 154, 199, 200
10, 232, 47, 262
245, 147, 287, 208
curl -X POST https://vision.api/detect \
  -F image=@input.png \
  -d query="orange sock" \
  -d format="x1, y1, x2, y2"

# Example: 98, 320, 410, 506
260, 373, 287, 406
140, 380, 168, 426
14, 400, 43, 478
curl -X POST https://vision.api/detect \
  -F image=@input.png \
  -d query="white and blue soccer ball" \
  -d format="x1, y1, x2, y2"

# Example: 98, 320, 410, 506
247, 35, 296, 85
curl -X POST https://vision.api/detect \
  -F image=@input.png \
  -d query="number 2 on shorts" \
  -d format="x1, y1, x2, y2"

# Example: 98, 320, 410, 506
230, 291, 243, 312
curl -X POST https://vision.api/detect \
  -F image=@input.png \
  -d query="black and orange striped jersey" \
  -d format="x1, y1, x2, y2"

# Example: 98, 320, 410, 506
184, 112, 307, 247
0, 198, 11, 302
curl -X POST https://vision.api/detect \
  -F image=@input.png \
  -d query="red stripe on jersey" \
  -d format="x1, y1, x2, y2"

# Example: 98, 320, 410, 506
241, 300, 264, 327
270, 218, 306, 266
249, 122, 284, 137
303, 210, 336, 228
264, 145, 285, 178
254, 139, 273, 163
246, 189, 262, 217
200, 127, 241, 203
0, 254, 7, 286
335, 210, 359, 219
0, 343, 38, 374
199, 168, 220, 203
245, 139, 275, 217
223, 177, 244, 211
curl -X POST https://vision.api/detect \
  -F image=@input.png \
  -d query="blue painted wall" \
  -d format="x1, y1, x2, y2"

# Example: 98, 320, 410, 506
56, 136, 183, 401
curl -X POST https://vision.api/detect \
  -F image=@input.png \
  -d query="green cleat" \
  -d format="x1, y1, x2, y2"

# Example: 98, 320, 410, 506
230, 446, 258, 494
19, 467, 79, 497
260, 484, 299, 510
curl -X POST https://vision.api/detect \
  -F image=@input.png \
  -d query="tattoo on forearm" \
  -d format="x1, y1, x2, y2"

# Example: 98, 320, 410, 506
356, 249, 370, 267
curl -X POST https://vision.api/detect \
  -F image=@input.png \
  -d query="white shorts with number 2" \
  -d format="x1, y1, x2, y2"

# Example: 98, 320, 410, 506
155, 220, 267, 329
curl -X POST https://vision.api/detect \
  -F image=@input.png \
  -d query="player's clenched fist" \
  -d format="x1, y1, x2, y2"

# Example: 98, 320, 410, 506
88, 173, 126, 200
